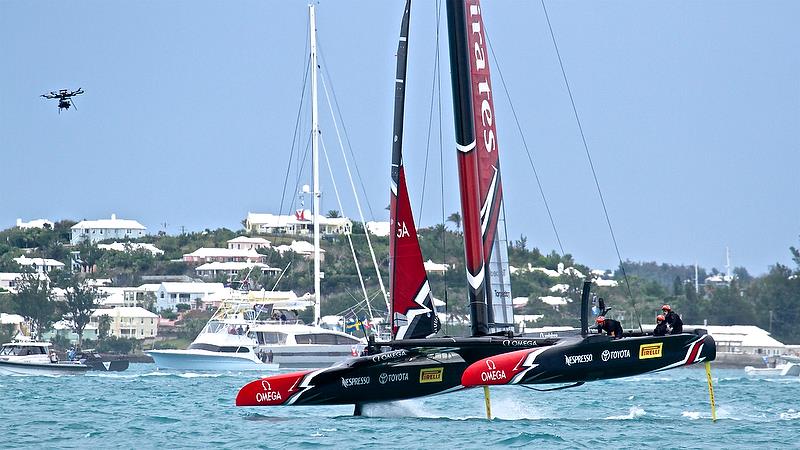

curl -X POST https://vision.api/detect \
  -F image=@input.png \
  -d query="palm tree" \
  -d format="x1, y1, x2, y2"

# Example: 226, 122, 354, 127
326, 210, 341, 218
447, 212, 462, 233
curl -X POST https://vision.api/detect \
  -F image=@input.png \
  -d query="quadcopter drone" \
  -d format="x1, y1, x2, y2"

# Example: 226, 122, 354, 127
41, 88, 84, 113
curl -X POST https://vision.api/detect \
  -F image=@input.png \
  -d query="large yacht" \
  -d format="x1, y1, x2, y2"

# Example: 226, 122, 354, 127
0, 340, 89, 376
147, 294, 364, 371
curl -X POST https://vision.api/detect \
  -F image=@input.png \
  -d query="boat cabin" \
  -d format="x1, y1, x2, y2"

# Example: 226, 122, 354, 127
0, 341, 52, 357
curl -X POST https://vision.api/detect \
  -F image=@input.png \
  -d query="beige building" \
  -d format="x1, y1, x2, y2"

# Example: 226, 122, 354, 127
91, 307, 159, 340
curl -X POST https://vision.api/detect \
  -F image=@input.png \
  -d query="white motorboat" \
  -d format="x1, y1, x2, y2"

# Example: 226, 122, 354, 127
248, 322, 364, 369
745, 355, 800, 377
0, 340, 89, 376
147, 298, 279, 371
147, 296, 365, 370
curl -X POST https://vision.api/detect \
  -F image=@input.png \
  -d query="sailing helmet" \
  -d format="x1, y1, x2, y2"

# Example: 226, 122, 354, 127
595, 316, 605, 324
657, 314, 665, 321
661, 304, 671, 312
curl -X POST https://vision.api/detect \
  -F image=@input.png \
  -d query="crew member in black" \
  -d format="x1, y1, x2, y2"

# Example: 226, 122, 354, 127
653, 314, 668, 336
661, 305, 683, 334
595, 316, 623, 339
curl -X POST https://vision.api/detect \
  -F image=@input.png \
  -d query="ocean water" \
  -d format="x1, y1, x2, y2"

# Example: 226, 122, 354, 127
1, 364, 798, 449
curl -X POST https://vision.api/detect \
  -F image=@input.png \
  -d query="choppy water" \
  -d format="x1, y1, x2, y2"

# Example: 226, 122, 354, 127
1, 364, 798, 449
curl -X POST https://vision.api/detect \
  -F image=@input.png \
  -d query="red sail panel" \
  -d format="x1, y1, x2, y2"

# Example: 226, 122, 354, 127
464, 0, 513, 327
389, 167, 438, 340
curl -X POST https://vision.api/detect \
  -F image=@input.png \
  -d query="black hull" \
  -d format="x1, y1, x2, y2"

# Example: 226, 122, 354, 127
236, 331, 715, 407
84, 359, 130, 372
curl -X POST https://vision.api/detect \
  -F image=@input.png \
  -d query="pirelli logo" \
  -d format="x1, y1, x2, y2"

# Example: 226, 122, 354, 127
419, 367, 444, 383
639, 343, 663, 359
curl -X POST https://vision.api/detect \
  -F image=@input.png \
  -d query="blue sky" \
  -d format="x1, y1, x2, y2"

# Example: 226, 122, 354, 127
1, 1, 798, 274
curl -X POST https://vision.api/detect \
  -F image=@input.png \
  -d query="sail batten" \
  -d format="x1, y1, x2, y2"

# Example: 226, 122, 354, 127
389, 0, 439, 340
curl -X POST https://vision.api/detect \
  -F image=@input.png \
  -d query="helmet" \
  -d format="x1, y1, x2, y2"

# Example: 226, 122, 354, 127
657, 314, 665, 321
661, 305, 671, 312
595, 316, 605, 324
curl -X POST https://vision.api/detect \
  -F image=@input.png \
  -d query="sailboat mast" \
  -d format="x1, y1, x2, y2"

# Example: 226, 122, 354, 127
310, 4, 321, 325
389, 0, 411, 333
446, 0, 489, 336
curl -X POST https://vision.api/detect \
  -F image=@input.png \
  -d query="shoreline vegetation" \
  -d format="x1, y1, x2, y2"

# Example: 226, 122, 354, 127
1, 220, 798, 349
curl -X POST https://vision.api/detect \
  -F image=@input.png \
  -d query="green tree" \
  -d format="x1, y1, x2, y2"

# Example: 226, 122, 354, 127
53, 272, 107, 348
10, 272, 59, 339
98, 314, 112, 340
76, 242, 104, 273
326, 210, 341, 218
447, 212, 462, 233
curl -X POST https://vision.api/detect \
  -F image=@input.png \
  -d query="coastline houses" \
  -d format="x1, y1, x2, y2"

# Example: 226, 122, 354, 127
89, 307, 159, 339
195, 261, 280, 279
274, 240, 325, 261
13, 256, 65, 273
15, 218, 54, 229
227, 236, 271, 251
71, 214, 146, 245
155, 282, 226, 311
245, 211, 352, 236
182, 247, 265, 264
98, 241, 164, 256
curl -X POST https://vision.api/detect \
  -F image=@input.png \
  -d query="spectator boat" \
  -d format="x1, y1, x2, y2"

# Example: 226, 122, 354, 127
147, 297, 364, 370
0, 339, 89, 376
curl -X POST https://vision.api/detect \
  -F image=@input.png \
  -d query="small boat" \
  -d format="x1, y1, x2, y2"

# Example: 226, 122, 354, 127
0, 340, 89, 376
745, 356, 800, 377
147, 296, 364, 371
73, 349, 130, 372
147, 299, 279, 371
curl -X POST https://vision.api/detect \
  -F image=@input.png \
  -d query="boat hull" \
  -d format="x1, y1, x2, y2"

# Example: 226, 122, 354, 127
147, 349, 278, 371
0, 360, 89, 376
745, 364, 800, 377
236, 332, 716, 407
461, 333, 717, 387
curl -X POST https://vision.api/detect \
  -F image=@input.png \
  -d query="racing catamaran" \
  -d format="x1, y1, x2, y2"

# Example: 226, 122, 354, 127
235, 0, 716, 414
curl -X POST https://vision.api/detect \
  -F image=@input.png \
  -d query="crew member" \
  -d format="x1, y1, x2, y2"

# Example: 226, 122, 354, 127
661, 305, 683, 334
595, 316, 623, 339
653, 315, 668, 336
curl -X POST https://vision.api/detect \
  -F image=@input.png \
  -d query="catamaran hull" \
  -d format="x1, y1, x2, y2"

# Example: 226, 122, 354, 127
236, 351, 468, 407
0, 360, 89, 376
461, 334, 717, 387
236, 333, 716, 407
147, 350, 278, 371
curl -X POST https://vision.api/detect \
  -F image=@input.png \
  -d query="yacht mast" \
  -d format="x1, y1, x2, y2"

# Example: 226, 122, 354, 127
310, 4, 321, 325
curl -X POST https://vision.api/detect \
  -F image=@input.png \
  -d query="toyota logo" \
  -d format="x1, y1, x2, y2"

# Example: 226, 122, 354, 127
379, 373, 388, 384
601, 350, 610, 362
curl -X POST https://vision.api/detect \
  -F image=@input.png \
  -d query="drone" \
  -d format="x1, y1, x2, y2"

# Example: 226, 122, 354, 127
41, 88, 84, 113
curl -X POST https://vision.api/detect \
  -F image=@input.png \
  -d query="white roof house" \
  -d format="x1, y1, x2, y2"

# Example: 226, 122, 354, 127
195, 262, 281, 279
246, 211, 352, 236
155, 282, 227, 311
540, 296, 570, 307
0, 272, 50, 291
423, 260, 450, 275
71, 214, 147, 245
227, 236, 271, 251
274, 240, 326, 260
16, 218, 54, 229
98, 241, 164, 256
703, 325, 786, 356
366, 221, 390, 237
182, 247, 264, 264
13, 256, 65, 273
